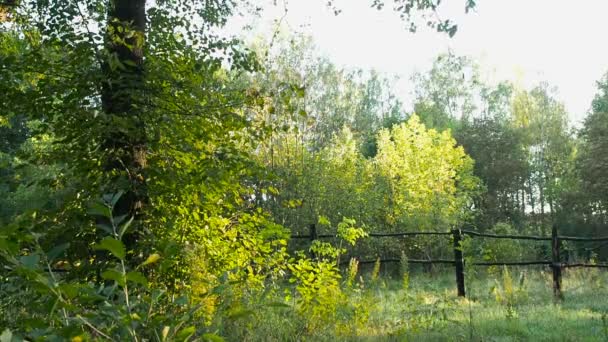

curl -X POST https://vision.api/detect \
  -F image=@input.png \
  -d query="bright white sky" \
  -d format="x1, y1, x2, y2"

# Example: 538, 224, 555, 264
230, 0, 608, 125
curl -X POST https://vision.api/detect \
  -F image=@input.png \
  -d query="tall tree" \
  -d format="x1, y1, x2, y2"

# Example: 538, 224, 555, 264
411, 53, 481, 131
100, 0, 147, 223
578, 73, 608, 222
512, 84, 572, 232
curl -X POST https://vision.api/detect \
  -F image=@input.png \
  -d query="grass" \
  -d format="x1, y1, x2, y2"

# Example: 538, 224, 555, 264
230, 265, 608, 341
368, 266, 608, 341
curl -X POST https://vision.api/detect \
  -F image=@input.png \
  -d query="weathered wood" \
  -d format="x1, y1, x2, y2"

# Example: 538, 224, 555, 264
561, 263, 608, 268
309, 223, 317, 241
293, 229, 608, 241
309, 223, 317, 259
452, 229, 466, 297
368, 231, 453, 237
551, 224, 563, 300
462, 230, 551, 241
558, 235, 608, 242
473, 261, 551, 266
340, 258, 455, 265
291, 231, 453, 239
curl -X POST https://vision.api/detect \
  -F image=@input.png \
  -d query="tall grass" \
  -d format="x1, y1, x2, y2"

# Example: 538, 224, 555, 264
223, 266, 608, 341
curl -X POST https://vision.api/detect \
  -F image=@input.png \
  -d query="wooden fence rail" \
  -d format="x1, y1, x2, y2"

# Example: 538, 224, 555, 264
291, 224, 608, 300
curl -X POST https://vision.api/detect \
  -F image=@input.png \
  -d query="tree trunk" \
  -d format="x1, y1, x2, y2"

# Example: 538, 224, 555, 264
539, 176, 545, 234
101, 0, 147, 236
528, 175, 535, 215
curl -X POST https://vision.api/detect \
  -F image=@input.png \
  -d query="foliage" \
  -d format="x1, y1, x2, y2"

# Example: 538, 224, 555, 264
0, 194, 219, 341
375, 114, 480, 230
411, 54, 481, 130
490, 266, 528, 319
578, 73, 608, 218
286, 217, 367, 332
476, 223, 529, 269
4, 0, 608, 338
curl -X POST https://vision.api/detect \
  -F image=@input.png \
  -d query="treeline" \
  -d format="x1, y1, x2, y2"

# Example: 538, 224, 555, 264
249, 35, 608, 261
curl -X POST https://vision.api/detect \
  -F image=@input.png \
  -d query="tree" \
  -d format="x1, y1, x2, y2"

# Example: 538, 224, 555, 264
512, 84, 573, 232
411, 54, 482, 131
100, 0, 147, 224
375, 114, 480, 230
455, 115, 528, 228
578, 73, 608, 222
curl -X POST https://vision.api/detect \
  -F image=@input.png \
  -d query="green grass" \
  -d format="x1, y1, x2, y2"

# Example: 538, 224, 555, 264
369, 267, 608, 341
228, 266, 608, 341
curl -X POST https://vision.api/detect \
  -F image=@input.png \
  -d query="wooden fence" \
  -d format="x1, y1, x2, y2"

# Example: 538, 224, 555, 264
290, 224, 608, 300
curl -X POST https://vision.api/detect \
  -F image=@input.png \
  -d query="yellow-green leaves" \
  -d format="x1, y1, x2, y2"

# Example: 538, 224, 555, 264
336, 218, 367, 246
141, 253, 161, 266
375, 114, 477, 229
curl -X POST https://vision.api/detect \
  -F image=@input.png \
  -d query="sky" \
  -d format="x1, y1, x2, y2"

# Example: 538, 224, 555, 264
230, 0, 608, 126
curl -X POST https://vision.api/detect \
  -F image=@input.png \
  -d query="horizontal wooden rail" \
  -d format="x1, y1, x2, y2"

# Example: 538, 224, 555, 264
368, 231, 453, 237
558, 236, 608, 242
561, 263, 608, 268
291, 231, 453, 239
340, 259, 608, 269
461, 230, 551, 241
289, 235, 311, 239
289, 234, 338, 239
292, 231, 608, 242
340, 258, 455, 265
473, 261, 551, 266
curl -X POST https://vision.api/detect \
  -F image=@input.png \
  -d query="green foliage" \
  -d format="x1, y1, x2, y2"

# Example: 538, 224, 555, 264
400, 251, 410, 290
0, 194, 215, 340
478, 223, 529, 269
285, 217, 368, 334
490, 267, 528, 319
578, 73, 608, 216
411, 54, 481, 130
5, 0, 608, 339
375, 114, 480, 230
336, 217, 368, 246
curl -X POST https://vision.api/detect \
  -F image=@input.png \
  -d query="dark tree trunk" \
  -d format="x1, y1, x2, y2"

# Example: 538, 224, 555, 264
100, 0, 147, 237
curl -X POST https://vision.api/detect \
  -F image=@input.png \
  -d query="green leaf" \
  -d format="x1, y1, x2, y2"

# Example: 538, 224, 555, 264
102, 191, 124, 207
94, 237, 126, 260
113, 214, 128, 226
96, 223, 114, 235
19, 254, 40, 269
227, 308, 254, 319
123, 60, 138, 67
126, 271, 148, 286
46, 243, 70, 261
58, 283, 82, 299
88, 202, 111, 218
296, 86, 305, 98
118, 216, 134, 239
0, 238, 17, 254
201, 333, 225, 342
101, 269, 125, 286
318, 215, 331, 226
175, 326, 196, 341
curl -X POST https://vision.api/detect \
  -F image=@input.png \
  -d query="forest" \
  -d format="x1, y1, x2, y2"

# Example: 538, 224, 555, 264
2, 0, 608, 341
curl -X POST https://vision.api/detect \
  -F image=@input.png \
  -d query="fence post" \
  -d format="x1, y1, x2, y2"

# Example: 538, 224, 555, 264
309, 223, 317, 259
551, 224, 563, 300
452, 229, 466, 297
